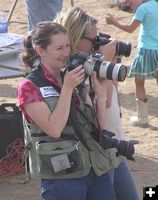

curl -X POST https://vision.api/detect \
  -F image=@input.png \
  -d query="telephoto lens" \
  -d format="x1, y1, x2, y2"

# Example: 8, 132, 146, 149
94, 33, 132, 57
67, 51, 128, 82
116, 41, 132, 57
84, 52, 128, 82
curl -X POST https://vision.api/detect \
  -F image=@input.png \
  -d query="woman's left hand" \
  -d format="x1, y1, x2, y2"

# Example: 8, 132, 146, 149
99, 39, 117, 62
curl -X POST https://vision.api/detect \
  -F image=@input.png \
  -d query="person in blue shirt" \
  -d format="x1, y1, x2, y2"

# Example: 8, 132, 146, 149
25, 0, 63, 32
106, 0, 158, 127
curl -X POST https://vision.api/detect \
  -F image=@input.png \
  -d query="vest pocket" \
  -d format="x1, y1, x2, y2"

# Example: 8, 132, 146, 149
103, 147, 122, 168
34, 139, 89, 178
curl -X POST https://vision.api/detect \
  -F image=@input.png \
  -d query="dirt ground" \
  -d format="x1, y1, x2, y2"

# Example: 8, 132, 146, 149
0, 0, 158, 200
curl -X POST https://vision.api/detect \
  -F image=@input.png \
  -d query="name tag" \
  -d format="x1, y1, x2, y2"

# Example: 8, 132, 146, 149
39, 86, 59, 98
51, 154, 71, 173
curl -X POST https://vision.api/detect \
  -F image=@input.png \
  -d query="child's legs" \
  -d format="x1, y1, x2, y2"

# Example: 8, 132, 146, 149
135, 78, 146, 100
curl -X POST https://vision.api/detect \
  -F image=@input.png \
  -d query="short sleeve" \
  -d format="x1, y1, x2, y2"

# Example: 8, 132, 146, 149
134, 5, 146, 22
17, 79, 44, 122
18, 79, 44, 107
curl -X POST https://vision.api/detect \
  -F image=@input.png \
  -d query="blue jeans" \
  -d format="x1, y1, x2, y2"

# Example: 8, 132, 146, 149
109, 159, 140, 200
41, 169, 116, 200
25, 0, 63, 32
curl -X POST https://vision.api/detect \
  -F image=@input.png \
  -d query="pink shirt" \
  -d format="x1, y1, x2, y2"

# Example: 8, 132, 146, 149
18, 65, 79, 123
18, 65, 62, 123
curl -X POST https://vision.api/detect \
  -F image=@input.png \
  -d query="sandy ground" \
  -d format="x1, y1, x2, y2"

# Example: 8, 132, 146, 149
0, 0, 158, 199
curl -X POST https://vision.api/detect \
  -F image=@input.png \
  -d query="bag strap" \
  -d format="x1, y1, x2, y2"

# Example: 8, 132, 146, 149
62, 69, 92, 150
77, 106, 101, 143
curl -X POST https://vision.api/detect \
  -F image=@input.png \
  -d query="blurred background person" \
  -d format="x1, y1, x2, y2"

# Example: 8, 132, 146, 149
25, 0, 63, 32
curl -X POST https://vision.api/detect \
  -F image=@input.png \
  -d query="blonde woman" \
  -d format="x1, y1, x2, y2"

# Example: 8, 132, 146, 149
56, 7, 139, 200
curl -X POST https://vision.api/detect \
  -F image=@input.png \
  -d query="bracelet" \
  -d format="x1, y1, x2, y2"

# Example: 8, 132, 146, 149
94, 96, 107, 101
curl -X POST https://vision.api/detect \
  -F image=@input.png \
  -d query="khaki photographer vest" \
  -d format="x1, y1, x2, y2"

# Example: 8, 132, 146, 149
24, 67, 122, 179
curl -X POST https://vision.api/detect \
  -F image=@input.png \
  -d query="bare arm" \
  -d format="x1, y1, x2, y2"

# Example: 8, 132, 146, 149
105, 13, 140, 33
92, 72, 108, 130
98, 40, 116, 109
24, 66, 85, 138
106, 80, 113, 108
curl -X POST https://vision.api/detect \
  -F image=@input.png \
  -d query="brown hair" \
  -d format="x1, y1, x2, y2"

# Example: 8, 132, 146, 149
22, 21, 68, 70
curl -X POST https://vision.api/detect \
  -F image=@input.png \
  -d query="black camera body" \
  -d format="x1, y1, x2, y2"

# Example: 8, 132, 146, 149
94, 33, 132, 57
67, 51, 89, 71
67, 51, 127, 82
100, 129, 139, 161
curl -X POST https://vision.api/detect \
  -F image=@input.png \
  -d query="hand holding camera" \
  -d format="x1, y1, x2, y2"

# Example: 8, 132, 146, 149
101, 129, 139, 161
64, 65, 85, 90
67, 51, 127, 82
94, 32, 132, 57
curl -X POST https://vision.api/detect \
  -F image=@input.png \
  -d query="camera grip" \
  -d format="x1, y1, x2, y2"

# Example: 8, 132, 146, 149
100, 129, 139, 161
117, 140, 139, 161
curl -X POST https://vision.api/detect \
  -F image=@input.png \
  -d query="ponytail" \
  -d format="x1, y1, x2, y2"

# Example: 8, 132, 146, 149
22, 34, 39, 71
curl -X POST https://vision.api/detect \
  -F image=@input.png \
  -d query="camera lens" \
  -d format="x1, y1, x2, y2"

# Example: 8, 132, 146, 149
117, 65, 128, 81
96, 61, 127, 82
116, 41, 132, 57
69, 51, 128, 82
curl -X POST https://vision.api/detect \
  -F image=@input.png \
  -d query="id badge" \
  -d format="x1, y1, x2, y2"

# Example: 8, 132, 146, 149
51, 154, 71, 173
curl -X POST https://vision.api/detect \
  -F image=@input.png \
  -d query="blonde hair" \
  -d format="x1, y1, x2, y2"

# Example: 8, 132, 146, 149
55, 7, 97, 53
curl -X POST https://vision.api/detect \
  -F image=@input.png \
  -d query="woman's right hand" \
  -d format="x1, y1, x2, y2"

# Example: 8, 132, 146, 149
63, 65, 85, 91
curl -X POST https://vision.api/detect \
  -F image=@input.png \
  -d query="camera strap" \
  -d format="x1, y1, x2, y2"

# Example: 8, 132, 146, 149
49, 84, 92, 151
75, 105, 101, 143
62, 69, 92, 150
69, 96, 92, 151
52, 71, 93, 150
27, 66, 91, 150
